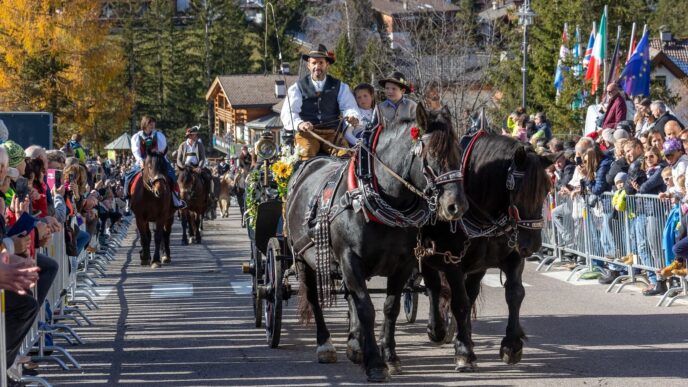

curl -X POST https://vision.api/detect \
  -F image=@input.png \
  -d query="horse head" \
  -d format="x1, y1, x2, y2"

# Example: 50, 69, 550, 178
177, 165, 200, 202
143, 152, 169, 198
412, 104, 468, 222
506, 146, 554, 257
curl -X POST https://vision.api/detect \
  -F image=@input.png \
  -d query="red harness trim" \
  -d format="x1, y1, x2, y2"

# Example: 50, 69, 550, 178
346, 123, 386, 224
462, 129, 487, 175
129, 173, 142, 197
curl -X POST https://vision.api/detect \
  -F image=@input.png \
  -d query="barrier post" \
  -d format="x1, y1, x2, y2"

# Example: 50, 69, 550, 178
1, 290, 7, 387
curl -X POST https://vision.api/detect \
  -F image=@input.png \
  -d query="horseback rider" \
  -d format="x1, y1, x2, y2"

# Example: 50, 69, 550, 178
176, 125, 212, 199
280, 43, 360, 160
217, 156, 231, 177
125, 115, 186, 209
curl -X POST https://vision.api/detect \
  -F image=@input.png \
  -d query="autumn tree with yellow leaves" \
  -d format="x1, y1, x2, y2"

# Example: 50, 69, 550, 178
0, 0, 132, 150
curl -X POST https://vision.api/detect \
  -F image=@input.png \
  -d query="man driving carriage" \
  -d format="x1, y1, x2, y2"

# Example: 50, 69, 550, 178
280, 44, 360, 160
125, 115, 186, 209
175, 125, 212, 197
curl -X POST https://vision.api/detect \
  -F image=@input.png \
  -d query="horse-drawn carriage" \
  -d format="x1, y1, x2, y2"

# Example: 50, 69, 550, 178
242, 129, 298, 347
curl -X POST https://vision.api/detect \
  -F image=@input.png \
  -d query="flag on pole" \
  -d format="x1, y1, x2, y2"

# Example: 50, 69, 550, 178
619, 30, 651, 97
585, 11, 607, 95
607, 27, 621, 86
554, 24, 569, 94
572, 27, 582, 77
583, 26, 595, 72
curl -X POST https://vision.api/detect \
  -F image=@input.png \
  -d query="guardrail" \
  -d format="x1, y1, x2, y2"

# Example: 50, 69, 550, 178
1, 215, 131, 386
536, 192, 688, 307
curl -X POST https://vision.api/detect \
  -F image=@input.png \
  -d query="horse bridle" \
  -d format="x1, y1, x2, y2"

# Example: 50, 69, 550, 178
358, 131, 463, 223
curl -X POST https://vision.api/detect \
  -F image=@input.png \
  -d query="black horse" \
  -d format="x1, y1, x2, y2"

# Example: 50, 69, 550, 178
285, 105, 468, 382
419, 132, 553, 371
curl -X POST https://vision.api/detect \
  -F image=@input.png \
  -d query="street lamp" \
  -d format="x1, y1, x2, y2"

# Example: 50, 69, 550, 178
518, 0, 536, 110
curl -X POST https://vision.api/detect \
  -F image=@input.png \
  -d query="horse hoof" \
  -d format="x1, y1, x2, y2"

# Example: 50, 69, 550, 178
316, 339, 337, 363
181, 239, 189, 246
366, 367, 390, 383
161, 256, 171, 264
455, 357, 478, 372
386, 359, 402, 375
141, 259, 150, 266
500, 346, 523, 365
151, 262, 162, 269
427, 326, 447, 344
346, 341, 363, 364
195, 238, 202, 244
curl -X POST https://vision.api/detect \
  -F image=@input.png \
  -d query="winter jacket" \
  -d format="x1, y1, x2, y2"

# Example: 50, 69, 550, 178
625, 158, 647, 195
555, 162, 576, 191
602, 94, 627, 129
654, 112, 685, 134
612, 189, 627, 212
638, 164, 667, 195
606, 158, 629, 187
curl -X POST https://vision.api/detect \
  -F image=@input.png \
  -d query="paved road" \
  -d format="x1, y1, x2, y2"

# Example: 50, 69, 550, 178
43, 206, 688, 386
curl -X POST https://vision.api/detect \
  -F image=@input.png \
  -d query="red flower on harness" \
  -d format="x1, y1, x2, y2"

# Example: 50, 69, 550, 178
410, 126, 421, 141
409, 82, 415, 93
327, 51, 336, 61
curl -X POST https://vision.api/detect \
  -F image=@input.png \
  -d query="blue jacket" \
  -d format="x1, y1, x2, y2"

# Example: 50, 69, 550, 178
663, 204, 681, 265
639, 164, 667, 195
589, 153, 613, 196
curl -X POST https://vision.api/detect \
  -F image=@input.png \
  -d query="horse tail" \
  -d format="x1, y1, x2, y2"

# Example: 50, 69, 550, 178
297, 284, 313, 327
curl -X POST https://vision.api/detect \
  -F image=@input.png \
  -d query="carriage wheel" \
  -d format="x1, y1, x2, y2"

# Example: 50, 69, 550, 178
403, 272, 423, 323
251, 241, 263, 328
264, 238, 283, 348
442, 304, 457, 344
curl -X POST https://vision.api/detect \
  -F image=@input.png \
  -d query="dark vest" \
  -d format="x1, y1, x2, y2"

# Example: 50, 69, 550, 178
655, 112, 685, 133
298, 75, 342, 128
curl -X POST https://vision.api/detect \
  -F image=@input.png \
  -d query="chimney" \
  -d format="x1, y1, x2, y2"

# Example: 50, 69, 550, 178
275, 80, 286, 98
660, 30, 673, 48
280, 62, 291, 75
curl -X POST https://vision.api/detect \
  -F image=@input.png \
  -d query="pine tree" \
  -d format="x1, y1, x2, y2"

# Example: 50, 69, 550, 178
489, 0, 651, 134
649, 0, 688, 38
329, 34, 356, 85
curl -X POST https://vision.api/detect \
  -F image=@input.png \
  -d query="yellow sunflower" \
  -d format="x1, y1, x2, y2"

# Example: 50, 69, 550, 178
271, 161, 293, 180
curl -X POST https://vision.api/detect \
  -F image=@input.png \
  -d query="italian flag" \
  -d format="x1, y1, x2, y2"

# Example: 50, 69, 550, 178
584, 10, 607, 95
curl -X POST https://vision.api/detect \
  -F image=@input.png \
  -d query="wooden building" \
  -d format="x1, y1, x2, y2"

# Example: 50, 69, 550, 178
205, 74, 297, 155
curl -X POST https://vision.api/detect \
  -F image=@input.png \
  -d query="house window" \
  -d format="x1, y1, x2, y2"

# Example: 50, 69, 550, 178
655, 75, 667, 88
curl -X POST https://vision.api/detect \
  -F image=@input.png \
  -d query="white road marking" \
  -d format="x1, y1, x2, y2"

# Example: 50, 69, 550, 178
150, 283, 194, 298
540, 270, 599, 285
481, 273, 531, 288
229, 280, 253, 295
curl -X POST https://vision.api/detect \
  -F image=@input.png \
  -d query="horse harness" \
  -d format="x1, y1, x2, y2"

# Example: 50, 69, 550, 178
298, 115, 463, 307
415, 129, 546, 271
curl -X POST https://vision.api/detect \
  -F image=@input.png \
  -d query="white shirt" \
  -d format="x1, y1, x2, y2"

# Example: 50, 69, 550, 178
280, 75, 360, 131
183, 140, 199, 166
131, 130, 167, 165
344, 107, 374, 145
669, 154, 688, 197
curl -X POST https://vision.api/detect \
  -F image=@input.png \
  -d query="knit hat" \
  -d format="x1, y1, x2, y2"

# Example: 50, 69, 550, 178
601, 128, 615, 144
663, 138, 683, 156
613, 129, 630, 140
2, 140, 25, 168
614, 172, 628, 183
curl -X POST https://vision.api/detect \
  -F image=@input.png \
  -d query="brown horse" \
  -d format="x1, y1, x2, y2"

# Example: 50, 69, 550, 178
178, 166, 209, 245
218, 171, 235, 218
129, 152, 174, 268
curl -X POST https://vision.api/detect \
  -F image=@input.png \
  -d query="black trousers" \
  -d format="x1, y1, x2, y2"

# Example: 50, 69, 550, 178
4, 253, 58, 368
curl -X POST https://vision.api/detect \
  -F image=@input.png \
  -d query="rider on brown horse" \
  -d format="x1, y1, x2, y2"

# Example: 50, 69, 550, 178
175, 125, 212, 196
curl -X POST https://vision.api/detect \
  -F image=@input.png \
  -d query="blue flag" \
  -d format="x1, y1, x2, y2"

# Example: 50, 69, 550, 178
619, 30, 650, 97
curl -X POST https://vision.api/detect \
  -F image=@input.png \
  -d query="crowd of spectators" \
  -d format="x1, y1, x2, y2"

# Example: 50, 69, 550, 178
503, 87, 688, 298
0, 121, 128, 385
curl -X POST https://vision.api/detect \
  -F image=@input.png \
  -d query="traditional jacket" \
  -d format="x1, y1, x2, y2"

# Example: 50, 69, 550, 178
176, 139, 206, 168
297, 75, 342, 128
378, 97, 417, 127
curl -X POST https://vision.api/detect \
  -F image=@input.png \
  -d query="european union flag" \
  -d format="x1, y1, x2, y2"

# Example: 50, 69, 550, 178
619, 30, 650, 97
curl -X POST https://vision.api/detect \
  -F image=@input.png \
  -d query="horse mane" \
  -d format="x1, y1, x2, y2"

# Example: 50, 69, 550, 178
468, 133, 550, 215
146, 152, 168, 177
422, 117, 460, 169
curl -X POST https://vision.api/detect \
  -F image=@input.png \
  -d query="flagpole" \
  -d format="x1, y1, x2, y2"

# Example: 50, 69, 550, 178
628, 22, 637, 62
592, 21, 597, 105
602, 6, 608, 87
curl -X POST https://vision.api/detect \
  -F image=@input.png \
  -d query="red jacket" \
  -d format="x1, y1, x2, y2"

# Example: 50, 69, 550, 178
602, 95, 627, 129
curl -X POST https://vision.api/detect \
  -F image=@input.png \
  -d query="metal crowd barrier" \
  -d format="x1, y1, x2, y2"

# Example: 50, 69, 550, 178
536, 191, 688, 307
1, 214, 132, 386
